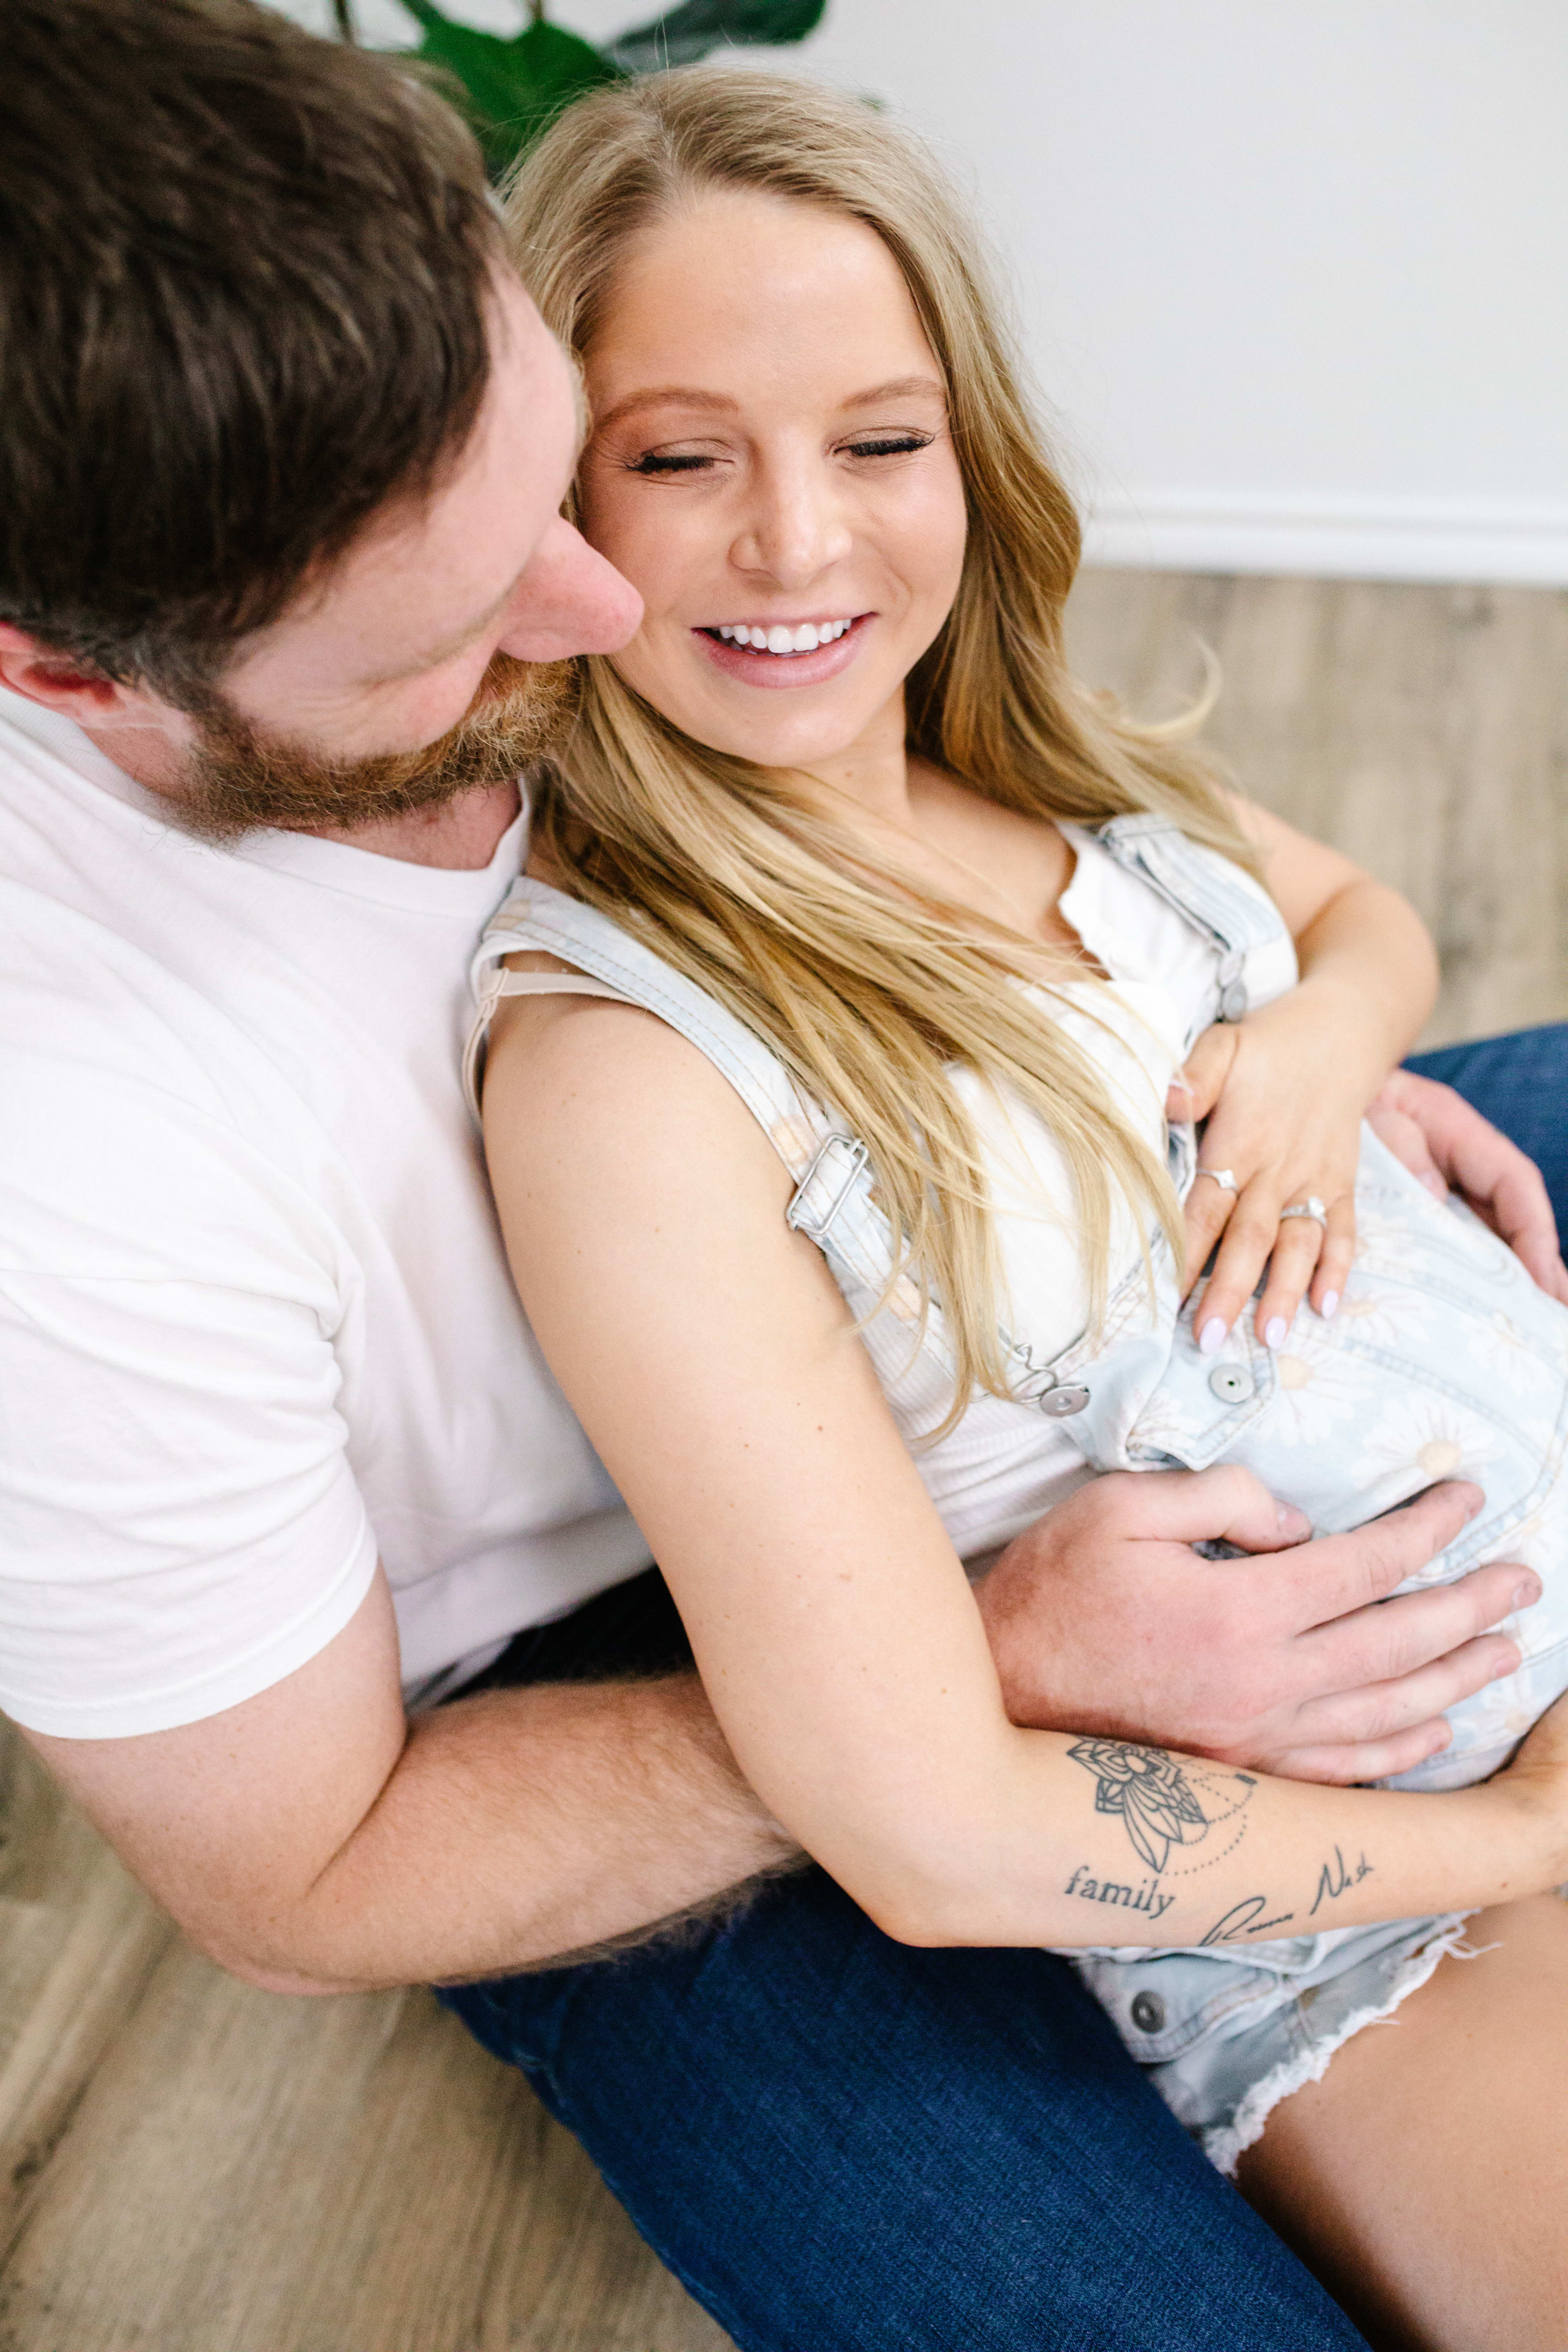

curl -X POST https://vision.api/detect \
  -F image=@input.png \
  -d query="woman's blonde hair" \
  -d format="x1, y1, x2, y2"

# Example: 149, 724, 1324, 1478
505, 67, 1254, 1431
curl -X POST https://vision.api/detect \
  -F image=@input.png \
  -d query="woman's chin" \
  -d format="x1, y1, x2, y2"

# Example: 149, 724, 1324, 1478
623, 668, 893, 773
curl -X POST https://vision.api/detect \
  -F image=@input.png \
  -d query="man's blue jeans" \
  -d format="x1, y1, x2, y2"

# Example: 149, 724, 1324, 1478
441, 1024, 1567, 2352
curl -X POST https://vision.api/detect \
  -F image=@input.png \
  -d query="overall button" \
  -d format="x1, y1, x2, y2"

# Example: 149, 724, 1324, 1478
1218, 978, 1249, 1022
1039, 1383, 1090, 1418
1208, 1362, 1256, 1405
1130, 1991, 1166, 2035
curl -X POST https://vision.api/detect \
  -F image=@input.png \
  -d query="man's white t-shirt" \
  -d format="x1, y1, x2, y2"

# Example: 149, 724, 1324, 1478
0, 688, 653, 1739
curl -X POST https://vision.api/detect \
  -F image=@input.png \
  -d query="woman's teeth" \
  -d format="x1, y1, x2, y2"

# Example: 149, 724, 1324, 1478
714, 619, 853, 655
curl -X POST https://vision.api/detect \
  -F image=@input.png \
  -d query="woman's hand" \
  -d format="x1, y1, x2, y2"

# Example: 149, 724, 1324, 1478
1170, 981, 1380, 1350
1173, 800, 1440, 1350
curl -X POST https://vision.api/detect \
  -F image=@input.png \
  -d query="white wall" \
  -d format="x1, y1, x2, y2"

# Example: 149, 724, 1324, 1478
267, 1, 1568, 583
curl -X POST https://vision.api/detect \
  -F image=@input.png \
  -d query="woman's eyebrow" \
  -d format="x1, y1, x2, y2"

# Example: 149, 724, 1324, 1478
592, 386, 737, 432
839, 375, 947, 410
592, 375, 948, 434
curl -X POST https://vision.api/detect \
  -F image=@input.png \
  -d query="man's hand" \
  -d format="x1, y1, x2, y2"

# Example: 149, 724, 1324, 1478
976, 1467, 1538, 1782
1369, 1067, 1568, 1304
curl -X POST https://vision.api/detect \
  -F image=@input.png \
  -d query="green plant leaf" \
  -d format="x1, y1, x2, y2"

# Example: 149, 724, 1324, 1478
395, 3, 623, 174
606, 0, 826, 74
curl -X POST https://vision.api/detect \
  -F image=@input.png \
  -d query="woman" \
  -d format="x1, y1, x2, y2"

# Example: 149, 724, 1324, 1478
473, 67, 1568, 2343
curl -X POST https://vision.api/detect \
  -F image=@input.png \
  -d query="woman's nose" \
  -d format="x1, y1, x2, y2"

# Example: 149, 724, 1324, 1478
731, 459, 853, 588
497, 517, 643, 663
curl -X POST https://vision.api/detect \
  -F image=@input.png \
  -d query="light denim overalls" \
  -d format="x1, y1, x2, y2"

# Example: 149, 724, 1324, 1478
470, 817, 1568, 2171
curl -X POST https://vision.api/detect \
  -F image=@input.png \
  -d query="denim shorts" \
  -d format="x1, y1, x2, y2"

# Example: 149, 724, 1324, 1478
1073, 1914, 1475, 2175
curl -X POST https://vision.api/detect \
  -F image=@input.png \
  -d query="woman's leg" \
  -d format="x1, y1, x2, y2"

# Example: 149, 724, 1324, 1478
1238, 1893, 1568, 2351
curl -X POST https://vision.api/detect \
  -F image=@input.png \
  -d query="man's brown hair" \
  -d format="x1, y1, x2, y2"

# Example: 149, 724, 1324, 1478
0, 0, 500, 702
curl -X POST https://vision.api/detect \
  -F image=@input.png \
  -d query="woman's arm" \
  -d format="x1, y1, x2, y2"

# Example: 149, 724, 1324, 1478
484, 993, 1564, 1951
1176, 798, 1440, 1345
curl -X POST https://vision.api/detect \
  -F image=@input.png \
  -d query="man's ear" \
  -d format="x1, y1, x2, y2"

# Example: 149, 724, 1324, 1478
0, 621, 136, 722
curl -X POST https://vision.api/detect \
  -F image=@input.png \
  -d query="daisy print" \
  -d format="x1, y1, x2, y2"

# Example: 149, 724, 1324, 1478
1351, 1396, 1504, 1544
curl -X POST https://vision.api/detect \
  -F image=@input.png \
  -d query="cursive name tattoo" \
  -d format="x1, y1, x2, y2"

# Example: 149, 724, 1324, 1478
1308, 1845, 1374, 1917
1064, 1864, 1174, 1922
1200, 1895, 1298, 1946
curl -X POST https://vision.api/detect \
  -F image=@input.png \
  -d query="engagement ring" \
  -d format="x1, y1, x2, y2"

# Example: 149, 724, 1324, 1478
1195, 1167, 1238, 1193
1278, 1196, 1327, 1226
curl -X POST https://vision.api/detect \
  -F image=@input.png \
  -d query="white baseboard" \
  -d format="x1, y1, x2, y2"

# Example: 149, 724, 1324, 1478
1082, 492, 1568, 586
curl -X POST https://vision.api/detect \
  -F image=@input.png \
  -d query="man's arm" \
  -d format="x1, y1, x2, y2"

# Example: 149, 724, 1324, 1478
27, 1468, 1534, 1989
24, 1567, 795, 1993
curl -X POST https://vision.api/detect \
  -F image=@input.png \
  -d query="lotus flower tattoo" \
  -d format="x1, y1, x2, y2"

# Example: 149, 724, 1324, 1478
1066, 1741, 1214, 1873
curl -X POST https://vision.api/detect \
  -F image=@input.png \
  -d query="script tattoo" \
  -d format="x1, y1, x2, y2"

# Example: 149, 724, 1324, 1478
1065, 1741, 1255, 1873
1200, 1895, 1298, 1946
1308, 1845, 1374, 1917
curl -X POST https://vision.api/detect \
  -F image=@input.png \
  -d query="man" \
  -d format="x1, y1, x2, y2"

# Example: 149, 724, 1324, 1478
2, 3, 1561, 2343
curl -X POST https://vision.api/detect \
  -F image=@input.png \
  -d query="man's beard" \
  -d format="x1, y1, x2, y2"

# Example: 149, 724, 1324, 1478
174, 651, 578, 844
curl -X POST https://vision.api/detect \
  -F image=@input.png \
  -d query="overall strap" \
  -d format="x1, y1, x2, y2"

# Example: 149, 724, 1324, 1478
1086, 813, 1289, 1023
470, 878, 836, 1196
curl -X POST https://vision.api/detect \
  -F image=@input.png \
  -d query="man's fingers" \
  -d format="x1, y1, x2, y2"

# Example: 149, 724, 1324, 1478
1284, 1631, 1521, 1751
1265, 1722, 1454, 1786
1301, 1555, 1538, 1693
1474, 1162, 1568, 1298
1366, 1100, 1447, 1198
1272, 1479, 1486, 1624
1120, 1463, 1310, 1553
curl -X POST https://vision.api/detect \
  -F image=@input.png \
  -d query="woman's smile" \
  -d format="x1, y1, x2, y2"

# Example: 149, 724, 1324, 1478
694, 610, 873, 689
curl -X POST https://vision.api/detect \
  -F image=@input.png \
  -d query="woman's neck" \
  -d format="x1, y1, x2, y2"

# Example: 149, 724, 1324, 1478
793, 712, 1081, 957
794, 695, 917, 829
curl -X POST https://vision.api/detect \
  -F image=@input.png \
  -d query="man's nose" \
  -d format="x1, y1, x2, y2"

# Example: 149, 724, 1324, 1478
731, 460, 853, 589
497, 517, 643, 663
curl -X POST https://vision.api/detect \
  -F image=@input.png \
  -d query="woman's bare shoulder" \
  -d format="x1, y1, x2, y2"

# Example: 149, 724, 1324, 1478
484, 962, 792, 1217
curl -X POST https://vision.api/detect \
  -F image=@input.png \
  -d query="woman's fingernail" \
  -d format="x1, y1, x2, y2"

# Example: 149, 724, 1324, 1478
1428, 1722, 1452, 1755
1319, 1290, 1339, 1321
1513, 1575, 1542, 1610
1277, 1502, 1310, 1538
1198, 1317, 1226, 1354
1265, 1316, 1288, 1350
1420, 1171, 1448, 1197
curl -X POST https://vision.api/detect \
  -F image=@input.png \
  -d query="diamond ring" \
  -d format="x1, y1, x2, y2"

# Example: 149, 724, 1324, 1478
1278, 1196, 1327, 1226
1195, 1167, 1238, 1193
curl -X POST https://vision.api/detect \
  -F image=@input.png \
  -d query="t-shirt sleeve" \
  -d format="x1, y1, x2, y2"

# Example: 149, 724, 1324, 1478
0, 1043, 378, 1739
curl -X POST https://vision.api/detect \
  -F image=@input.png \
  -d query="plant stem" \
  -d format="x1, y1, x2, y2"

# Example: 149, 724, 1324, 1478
529, 0, 547, 21
331, 0, 358, 39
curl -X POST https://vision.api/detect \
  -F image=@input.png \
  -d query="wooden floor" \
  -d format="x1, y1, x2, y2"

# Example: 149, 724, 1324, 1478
1065, 570, 1568, 1051
2, 570, 1564, 2350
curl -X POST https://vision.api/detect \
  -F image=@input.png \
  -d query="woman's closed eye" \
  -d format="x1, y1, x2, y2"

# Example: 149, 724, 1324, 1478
623, 448, 720, 477
618, 431, 939, 478
841, 432, 936, 460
